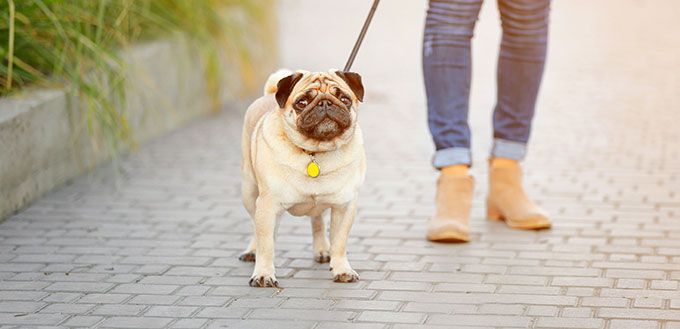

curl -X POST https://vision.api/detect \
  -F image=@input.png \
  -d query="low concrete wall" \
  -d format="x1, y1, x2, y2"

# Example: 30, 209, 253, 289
0, 35, 276, 220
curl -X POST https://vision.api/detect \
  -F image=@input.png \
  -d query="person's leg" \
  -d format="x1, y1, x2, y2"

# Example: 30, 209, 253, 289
492, 0, 550, 158
424, 0, 484, 169
423, 0, 483, 242
487, 0, 551, 229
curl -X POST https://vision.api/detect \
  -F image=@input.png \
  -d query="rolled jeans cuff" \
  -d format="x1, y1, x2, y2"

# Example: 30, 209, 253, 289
432, 147, 471, 169
491, 138, 527, 161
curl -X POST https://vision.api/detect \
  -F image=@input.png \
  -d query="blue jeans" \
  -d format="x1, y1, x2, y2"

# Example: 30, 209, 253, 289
423, 0, 550, 168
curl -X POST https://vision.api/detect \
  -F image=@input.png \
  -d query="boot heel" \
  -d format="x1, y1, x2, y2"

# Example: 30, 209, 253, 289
486, 198, 504, 221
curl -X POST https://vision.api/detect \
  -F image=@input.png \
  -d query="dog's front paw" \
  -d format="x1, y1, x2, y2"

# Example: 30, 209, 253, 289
330, 261, 359, 282
314, 250, 330, 263
332, 268, 359, 282
249, 274, 278, 287
239, 252, 256, 262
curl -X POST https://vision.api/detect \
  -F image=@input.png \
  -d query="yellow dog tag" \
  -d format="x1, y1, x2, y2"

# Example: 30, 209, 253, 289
307, 160, 320, 178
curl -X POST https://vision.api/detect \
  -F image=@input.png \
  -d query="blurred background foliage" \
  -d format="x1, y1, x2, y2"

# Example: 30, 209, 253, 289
0, 0, 272, 156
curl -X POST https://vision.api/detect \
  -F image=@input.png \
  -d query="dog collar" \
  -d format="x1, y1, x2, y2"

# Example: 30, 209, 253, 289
304, 151, 320, 178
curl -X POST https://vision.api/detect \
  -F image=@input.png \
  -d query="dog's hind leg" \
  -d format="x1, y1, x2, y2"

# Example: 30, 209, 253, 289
311, 214, 331, 263
239, 230, 257, 262
239, 178, 258, 262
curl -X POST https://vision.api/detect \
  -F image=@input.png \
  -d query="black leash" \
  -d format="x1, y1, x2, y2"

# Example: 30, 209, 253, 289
343, 0, 380, 72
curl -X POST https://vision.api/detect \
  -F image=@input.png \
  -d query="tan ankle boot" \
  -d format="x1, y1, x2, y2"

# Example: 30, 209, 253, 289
487, 162, 551, 229
427, 175, 474, 242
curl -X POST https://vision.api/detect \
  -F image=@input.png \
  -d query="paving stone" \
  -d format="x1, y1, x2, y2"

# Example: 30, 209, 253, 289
565, 287, 596, 297
650, 280, 678, 290
390, 272, 484, 284
128, 294, 181, 305
137, 275, 203, 285
0, 301, 45, 312
598, 308, 680, 320
582, 297, 629, 308
110, 283, 179, 295
92, 304, 147, 316
428, 314, 532, 327
194, 306, 249, 318
608, 319, 659, 329
606, 269, 666, 279
617, 279, 647, 289
278, 298, 331, 310
535, 317, 604, 328
402, 302, 471, 314
561, 307, 593, 318
229, 297, 282, 308
634, 297, 664, 308
377, 291, 578, 306
165, 266, 230, 276
174, 285, 210, 296
10, 254, 76, 263
77, 293, 130, 304
367, 281, 431, 291
99, 316, 173, 328
134, 265, 170, 275
551, 277, 614, 287
497, 285, 560, 295
62, 315, 104, 327
326, 289, 377, 299
44, 282, 114, 293
486, 274, 548, 285
179, 296, 230, 306
477, 303, 526, 315
527, 305, 558, 316
356, 311, 425, 323
0, 313, 66, 325
333, 300, 401, 311
39, 303, 95, 314
210, 319, 315, 329
249, 309, 354, 321
0, 263, 45, 272
107, 274, 143, 283
317, 323, 386, 329
42, 272, 109, 282
0, 290, 48, 301
510, 266, 602, 276
0, 281, 50, 290
145, 305, 198, 317
170, 318, 208, 328
434, 283, 496, 293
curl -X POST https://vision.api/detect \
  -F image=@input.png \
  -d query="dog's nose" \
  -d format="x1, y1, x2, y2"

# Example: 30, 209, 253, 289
318, 99, 332, 108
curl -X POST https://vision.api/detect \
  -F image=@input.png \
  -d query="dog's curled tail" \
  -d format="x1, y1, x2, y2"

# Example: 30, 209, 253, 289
263, 69, 293, 95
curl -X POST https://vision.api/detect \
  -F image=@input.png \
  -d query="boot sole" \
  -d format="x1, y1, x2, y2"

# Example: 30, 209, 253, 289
427, 231, 470, 243
487, 212, 551, 230
487, 201, 551, 230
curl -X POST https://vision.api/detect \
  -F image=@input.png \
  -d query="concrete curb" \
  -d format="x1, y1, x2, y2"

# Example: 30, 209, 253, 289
0, 37, 275, 221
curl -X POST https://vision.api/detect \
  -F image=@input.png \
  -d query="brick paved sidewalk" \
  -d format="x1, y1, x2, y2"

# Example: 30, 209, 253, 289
1, 0, 680, 328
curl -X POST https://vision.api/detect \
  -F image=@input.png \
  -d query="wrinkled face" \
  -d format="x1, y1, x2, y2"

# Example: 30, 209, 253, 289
276, 70, 364, 147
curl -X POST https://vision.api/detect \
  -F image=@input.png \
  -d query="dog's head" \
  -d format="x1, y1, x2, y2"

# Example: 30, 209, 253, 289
275, 70, 364, 152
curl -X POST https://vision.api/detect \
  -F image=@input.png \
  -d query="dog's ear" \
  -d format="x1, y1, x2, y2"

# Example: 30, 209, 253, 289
335, 71, 364, 102
275, 73, 304, 108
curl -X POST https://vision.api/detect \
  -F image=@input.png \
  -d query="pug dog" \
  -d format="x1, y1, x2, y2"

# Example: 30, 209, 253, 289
239, 69, 366, 287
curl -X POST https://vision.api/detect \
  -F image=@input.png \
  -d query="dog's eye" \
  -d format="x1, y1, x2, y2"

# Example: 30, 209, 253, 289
340, 96, 351, 106
295, 99, 308, 110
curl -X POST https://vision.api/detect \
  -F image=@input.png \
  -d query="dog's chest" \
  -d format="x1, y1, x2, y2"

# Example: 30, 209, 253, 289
287, 198, 331, 217
282, 162, 360, 204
